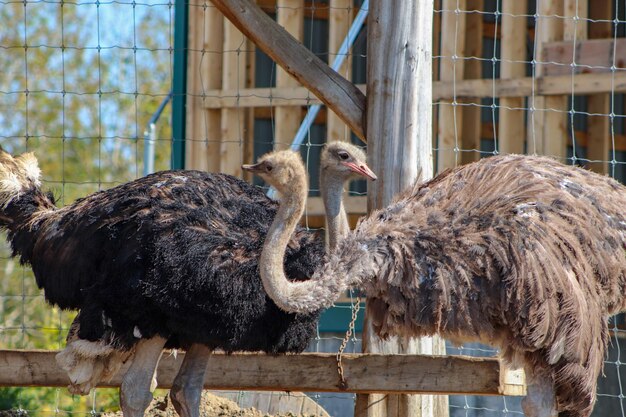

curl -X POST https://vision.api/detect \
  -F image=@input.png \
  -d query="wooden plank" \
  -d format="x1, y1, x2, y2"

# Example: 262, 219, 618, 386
220, 19, 246, 177
498, 0, 527, 155
586, 0, 612, 174
460, 0, 483, 164
244, 35, 257, 182
0, 350, 525, 396
529, 1, 566, 158
275, 0, 305, 149
326, 0, 353, 142
364, 1, 443, 417
432, 0, 441, 154
210, 0, 366, 141
186, 4, 224, 172
201, 72, 626, 108
307, 195, 366, 216
542, 38, 626, 76
437, 0, 466, 172
482, 122, 626, 152
563, 0, 587, 40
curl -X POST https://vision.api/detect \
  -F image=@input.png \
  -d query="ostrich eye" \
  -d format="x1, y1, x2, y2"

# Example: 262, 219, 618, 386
265, 164, 273, 172
338, 151, 350, 160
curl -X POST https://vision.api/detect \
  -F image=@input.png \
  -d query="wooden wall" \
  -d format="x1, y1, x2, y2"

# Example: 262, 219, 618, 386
185, 0, 626, 224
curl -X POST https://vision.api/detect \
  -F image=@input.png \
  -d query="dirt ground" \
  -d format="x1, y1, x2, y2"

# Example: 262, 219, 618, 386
98, 392, 318, 417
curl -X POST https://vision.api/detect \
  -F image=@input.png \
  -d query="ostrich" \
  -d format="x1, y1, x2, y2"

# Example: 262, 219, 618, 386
243, 149, 626, 417
0, 142, 375, 417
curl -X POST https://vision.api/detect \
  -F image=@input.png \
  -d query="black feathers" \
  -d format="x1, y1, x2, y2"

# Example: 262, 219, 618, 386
3, 170, 323, 354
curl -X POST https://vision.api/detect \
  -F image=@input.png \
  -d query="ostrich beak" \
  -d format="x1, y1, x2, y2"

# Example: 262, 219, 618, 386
242, 162, 263, 173
342, 162, 378, 181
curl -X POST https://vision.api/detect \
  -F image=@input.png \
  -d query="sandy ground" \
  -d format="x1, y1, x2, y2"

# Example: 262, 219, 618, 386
98, 392, 318, 417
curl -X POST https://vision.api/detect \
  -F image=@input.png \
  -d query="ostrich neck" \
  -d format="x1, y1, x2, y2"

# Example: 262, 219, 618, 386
260, 179, 346, 313
320, 170, 348, 253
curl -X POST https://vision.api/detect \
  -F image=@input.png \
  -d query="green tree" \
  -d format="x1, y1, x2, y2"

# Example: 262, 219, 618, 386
0, 0, 173, 413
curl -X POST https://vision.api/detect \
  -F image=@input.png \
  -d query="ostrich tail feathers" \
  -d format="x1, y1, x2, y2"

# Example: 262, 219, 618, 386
0, 150, 42, 208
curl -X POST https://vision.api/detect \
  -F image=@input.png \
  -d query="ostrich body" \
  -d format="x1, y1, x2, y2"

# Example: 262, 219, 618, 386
243, 150, 626, 417
0, 143, 375, 417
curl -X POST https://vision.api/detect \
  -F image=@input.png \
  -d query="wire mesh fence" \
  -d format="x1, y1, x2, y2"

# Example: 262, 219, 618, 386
1, 0, 626, 416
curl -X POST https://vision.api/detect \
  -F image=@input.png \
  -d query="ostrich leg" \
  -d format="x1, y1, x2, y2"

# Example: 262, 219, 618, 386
120, 335, 167, 417
521, 370, 558, 417
170, 343, 211, 417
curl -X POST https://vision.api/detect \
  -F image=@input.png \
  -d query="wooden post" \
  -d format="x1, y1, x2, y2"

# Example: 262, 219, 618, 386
461, 0, 483, 164
432, 0, 441, 153
437, 0, 466, 172
498, 0, 527, 155
220, 19, 247, 176
327, 0, 353, 142
186, 2, 224, 172
275, 0, 305, 149
586, 0, 611, 174
528, 1, 566, 158
361, 3, 447, 417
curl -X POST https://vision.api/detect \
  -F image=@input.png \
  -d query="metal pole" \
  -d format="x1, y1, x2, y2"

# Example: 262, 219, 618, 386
143, 93, 172, 176
171, 0, 189, 170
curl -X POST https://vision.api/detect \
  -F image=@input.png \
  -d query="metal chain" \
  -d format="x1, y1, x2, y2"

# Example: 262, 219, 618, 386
336, 296, 361, 390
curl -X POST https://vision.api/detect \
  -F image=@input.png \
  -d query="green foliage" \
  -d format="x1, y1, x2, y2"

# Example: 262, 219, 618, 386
0, 0, 174, 413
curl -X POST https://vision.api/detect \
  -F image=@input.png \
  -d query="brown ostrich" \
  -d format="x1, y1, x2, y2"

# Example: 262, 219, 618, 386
243, 149, 626, 417
0, 142, 375, 417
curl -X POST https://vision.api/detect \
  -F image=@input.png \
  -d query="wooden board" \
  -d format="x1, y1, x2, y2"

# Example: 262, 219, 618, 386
460, 1, 483, 164
326, 0, 353, 142
437, 0, 467, 172
498, 0, 527, 155
201, 72, 626, 108
542, 38, 626, 76
529, 1, 566, 158
0, 350, 526, 396
210, 0, 366, 140
275, 0, 305, 149
586, 0, 612, 174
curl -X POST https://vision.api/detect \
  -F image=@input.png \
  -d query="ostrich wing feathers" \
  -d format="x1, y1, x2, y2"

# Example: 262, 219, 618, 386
326, 154, 625, 414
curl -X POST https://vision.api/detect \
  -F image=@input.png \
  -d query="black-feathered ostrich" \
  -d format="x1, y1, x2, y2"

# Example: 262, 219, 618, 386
0, 142, 375, 417
243, 149, 626, 417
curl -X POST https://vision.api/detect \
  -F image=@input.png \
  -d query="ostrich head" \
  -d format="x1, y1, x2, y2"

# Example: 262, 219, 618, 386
0, 148, 42, 208
243, 141, 376, 195
320, 141, 377, 181
242, 150, 307, 197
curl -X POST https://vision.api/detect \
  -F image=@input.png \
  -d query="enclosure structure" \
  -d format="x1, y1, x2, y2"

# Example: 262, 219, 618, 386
180, 1, 626, 416
2, 0, 626, 416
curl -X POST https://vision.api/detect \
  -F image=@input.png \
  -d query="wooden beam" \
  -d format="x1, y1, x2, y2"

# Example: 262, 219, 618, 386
0, 350, 525, 396
461, 0, 483, 164
432, 0, 441, 154
275, 0, 305, 149
437, 0, 466, 172
529, 1, 566, 158
219, 19, 247, 176
306, 195, 366, 215
326, 0, 353, 142
542, 38, 626, 76
586, 0, 612, 174
498, 0, 527, 155
210, 0, 366, 140
201, 72, 626, 108
186, 4, 224, 172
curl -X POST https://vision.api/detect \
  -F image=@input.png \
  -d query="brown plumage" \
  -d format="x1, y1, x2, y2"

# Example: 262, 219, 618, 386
244, 151, 626, 417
